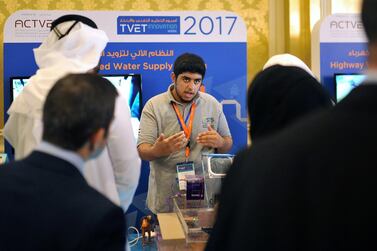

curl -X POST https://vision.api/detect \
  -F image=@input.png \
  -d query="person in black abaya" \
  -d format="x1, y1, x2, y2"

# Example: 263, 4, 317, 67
206, 0, 377, 248
206, 59, 334, 251
248, 64, 333, 142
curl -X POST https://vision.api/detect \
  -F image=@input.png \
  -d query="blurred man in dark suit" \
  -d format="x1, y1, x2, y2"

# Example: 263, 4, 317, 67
207, 0, 377, 250
0, 73, 125, 251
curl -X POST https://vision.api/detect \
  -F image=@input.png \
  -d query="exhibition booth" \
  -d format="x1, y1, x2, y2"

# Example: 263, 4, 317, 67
3, 10, 247, 249
312, 13, 367, 102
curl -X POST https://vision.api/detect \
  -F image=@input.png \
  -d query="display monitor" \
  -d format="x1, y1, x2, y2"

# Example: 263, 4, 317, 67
10, 77, 30, 101
9, 74, 142, 139
334, 73, 366, 102
102, 74, 142, 140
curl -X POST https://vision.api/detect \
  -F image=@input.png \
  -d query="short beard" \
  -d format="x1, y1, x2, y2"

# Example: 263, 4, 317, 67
172, 83, 193, 103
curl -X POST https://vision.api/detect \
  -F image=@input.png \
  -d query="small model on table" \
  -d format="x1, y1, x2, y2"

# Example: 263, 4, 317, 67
140, 215, 153, 245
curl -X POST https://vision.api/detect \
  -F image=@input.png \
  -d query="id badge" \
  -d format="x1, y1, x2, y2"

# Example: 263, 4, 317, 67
176, 161, 195, 191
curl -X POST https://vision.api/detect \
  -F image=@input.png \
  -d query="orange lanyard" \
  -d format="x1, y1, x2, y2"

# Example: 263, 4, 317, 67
171, 102, 196, 160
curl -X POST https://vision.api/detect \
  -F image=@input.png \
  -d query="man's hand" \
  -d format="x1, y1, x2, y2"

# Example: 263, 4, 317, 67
152, 131, 187, 157
196, 124, 225, 149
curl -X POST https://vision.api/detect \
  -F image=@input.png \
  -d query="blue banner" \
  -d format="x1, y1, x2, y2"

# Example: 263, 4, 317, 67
320, 42, 367, 98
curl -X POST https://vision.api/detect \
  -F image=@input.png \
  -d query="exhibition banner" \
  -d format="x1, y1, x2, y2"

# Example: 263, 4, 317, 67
3, 10, 247, 226
319, 13, 367, 98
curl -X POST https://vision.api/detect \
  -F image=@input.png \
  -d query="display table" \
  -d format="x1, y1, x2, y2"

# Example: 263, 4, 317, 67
156, 196, 215, 251
148, 153, 233, 250
128, 233, 157, 251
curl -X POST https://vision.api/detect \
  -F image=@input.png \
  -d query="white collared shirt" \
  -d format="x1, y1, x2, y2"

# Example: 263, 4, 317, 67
35, 141, 85, 173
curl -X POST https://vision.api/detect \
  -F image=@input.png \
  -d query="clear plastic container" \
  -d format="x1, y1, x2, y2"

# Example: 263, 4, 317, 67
201, 153, 234, 207
173, 196, 215, 243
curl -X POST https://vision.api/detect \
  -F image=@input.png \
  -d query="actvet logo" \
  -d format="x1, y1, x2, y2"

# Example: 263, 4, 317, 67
329, 20, 363, 30
14, 19, 53, 29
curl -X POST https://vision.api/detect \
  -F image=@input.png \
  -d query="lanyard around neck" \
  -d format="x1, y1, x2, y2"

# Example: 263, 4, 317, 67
171, 102, 196, 160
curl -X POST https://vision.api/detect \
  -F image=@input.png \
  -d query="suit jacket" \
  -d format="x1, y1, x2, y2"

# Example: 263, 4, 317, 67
0, 151, 126, 251
206, 84, 377, 250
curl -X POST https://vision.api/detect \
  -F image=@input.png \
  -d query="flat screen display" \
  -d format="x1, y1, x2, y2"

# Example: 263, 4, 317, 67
10, 77, 30, 101
334, 73, 366, 102
9, 74, 142, 139
102, 74, 142, 139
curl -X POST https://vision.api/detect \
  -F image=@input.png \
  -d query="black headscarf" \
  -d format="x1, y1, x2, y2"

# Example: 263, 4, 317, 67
248, 65, 333, 141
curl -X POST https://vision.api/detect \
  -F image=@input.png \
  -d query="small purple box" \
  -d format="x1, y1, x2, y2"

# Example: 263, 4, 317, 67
186, 175, 204, 200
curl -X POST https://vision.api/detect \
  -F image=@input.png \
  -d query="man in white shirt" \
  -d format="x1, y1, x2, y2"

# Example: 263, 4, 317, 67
3, 14, 140, 211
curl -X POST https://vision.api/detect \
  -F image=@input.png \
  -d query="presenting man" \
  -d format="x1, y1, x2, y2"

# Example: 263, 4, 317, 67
0, 74, 125, 251
138, 53, 233, 213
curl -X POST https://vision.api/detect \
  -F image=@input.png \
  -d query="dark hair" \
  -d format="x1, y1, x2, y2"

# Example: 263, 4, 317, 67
362, 0, 377, 44
248, 65, 333, 141
42, 73, 118, 150
173, 53, 206, 79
